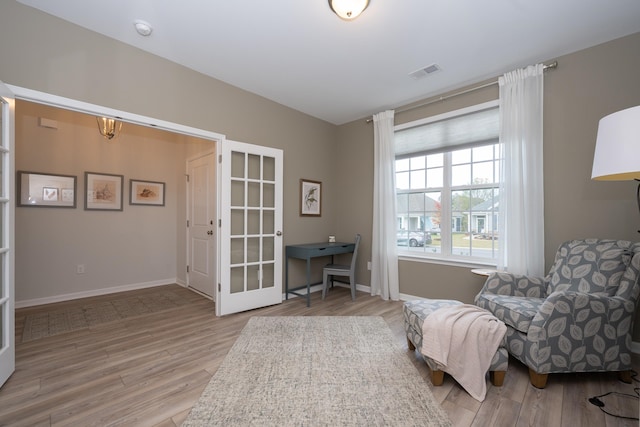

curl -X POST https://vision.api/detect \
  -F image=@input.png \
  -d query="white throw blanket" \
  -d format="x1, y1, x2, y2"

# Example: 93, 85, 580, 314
421, 304, 506, 401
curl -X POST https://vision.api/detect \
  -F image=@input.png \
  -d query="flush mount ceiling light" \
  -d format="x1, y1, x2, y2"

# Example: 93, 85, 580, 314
133, 19, 153, 36
328, 0, 370, 20
96, 117, 123, 140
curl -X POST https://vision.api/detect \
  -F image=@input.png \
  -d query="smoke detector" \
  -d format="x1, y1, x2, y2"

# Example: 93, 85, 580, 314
134, 20, 153, 37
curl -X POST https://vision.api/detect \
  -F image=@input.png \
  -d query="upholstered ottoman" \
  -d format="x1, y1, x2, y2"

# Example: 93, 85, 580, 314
403, 299, 508, 387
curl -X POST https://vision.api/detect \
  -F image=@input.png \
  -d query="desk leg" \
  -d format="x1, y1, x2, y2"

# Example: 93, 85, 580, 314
285, 256, 289, 300
306, 258, 311, 307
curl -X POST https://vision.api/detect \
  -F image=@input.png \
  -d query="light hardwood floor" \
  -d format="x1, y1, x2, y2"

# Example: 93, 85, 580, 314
1, 285, 638, 426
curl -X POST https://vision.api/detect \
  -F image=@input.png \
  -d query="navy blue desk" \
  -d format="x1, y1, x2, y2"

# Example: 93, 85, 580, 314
285, 242, 356, 307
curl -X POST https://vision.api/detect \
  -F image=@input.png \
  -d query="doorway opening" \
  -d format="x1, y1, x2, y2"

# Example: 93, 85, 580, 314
10, 85, 223, 311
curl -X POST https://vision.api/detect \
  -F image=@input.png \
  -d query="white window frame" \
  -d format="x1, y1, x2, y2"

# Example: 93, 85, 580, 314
394, 100, 500, 268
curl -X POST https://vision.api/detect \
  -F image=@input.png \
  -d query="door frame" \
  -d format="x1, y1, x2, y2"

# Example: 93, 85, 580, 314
7, 85, 226, 313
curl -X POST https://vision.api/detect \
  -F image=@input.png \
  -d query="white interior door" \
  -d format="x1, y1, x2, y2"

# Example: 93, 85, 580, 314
187, 152, 217, 298
0, 81, 15, 388
218, 140, 283, 316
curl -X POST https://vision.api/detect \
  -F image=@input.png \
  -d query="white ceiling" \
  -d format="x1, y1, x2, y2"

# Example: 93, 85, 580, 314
17, 0, 640, 125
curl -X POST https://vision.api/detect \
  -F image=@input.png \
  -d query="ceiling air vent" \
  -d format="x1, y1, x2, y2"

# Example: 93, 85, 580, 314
409, 63, 441, 80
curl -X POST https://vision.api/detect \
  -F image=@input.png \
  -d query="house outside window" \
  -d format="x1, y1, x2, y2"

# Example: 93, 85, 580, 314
394, 101, 500, 264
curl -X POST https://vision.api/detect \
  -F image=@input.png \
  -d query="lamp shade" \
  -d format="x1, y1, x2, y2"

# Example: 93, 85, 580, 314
591, 105, 640, 181
328, 0, 369, 20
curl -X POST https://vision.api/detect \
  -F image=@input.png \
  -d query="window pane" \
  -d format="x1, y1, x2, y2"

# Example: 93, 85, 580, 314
408, 193, 425, 221
426, 167, 443, 188
468, 187, 500, 258
473, 145, 494, 162
410, 156, 425, 169
451, 187, 472, 257
396, 191, 441, 253
396, 193, 409, 212
410, 170, 425, 190
452, 148, 471, 165
452, 164, 471, 186
397, 171, 409, 190
396, 158, 410, 172
473, 161, 494, 184
426, 153, 443, 168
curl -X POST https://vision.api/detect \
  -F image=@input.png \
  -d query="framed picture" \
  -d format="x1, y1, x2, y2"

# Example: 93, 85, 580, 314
300, 179, 321, 216
130, 179, 165, 206
17, 171, 77, 208
85, 172, 123, 211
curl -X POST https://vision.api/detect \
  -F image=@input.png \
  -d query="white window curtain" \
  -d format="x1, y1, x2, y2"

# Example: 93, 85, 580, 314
497, 64, 545, 276
371, 110, 399, 300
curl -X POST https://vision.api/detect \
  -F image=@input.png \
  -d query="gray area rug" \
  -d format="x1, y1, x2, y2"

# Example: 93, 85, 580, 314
21, 290, 189, 342
183, 316, 452, 426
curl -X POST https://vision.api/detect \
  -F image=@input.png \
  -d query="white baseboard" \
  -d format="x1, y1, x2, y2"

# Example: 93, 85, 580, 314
15, 278, 178, 308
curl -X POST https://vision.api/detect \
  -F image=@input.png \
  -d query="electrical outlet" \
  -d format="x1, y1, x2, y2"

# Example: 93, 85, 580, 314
367, 261, 372, 270
76, 264, 85, 274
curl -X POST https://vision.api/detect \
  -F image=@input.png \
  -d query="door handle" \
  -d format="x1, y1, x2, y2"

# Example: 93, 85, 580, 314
276, 231, 282, 236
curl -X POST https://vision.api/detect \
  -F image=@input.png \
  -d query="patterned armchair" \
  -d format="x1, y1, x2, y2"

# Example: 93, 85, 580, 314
475, 239, 640, 388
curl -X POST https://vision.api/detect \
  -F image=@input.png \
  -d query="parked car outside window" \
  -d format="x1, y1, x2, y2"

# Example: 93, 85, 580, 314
397, 230, 432, 247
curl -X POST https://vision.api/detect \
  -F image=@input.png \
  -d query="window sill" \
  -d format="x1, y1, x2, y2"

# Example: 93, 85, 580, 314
397, 252, 496, 270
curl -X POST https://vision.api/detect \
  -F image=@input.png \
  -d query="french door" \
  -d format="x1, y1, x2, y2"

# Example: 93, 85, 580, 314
0, 81, 15, 388
218, 140, 283, 316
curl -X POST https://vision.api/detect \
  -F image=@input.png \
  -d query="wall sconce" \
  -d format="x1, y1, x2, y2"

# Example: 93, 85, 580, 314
328, 0, 369, 20
96, 117, 123, 140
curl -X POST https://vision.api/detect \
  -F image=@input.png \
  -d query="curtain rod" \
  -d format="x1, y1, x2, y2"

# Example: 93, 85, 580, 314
365, 61, 558, 123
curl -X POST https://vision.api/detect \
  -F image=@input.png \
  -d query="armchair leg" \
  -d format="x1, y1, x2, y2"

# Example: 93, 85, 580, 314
490, 371, 506, 387
528, 369, 548, 389
618, 370, 632, 383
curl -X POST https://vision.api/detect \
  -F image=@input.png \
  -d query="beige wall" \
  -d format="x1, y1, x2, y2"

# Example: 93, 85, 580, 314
335, 32, 640, 339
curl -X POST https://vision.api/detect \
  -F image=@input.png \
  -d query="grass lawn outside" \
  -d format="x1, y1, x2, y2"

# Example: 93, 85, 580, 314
432, 232, 498, 249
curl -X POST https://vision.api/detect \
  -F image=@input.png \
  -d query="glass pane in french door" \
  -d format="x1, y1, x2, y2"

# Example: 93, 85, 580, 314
228, 150, 277, 294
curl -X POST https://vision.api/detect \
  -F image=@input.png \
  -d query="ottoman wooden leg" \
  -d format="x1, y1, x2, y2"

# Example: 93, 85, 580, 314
407, 336, 416, 351
430, 369, 445, 386
490, 371, 505, 386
